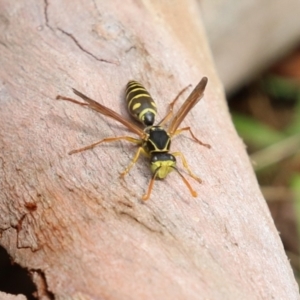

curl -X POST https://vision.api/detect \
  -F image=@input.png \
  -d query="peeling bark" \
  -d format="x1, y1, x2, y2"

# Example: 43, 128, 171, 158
0, 1, 298, 299
0, 292, 27, 300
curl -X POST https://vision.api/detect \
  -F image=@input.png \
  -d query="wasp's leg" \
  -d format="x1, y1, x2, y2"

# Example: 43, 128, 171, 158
120, 146, 148, 177
173, 167, 197, 197
141, 168, 159, 201
172, 127, 211, 149
172, 151, 202, 183
158, 84, 191, 126
69, 136, 141, 154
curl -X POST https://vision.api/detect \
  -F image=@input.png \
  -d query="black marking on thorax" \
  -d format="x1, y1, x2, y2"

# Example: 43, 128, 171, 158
144, 126, 171, 153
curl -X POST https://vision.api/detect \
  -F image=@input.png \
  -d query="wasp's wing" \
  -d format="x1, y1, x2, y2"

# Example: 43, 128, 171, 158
70, 88, 145, 138
167, 77, 208, 135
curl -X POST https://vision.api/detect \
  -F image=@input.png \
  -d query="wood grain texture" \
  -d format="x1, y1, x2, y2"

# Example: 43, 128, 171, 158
0, 0, 298, 299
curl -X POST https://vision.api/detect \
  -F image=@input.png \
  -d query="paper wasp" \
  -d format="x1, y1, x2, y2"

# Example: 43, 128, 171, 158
56, 77, 210, 200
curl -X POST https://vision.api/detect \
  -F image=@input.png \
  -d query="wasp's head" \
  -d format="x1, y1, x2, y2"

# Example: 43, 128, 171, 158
150, 153, 176, 179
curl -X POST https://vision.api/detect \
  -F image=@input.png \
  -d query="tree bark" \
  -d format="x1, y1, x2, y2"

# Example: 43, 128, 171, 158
0, 1, 298, 299
0, 292, 26, 300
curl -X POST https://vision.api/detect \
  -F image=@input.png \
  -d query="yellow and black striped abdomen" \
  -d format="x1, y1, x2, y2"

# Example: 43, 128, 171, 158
126, 80, 157, 126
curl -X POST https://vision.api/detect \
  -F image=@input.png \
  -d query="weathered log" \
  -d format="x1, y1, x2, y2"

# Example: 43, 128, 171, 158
0, 1, 298, 299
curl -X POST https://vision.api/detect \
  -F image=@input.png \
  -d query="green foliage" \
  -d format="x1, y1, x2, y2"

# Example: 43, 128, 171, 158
232, 113, 285, 149
230, 70, 300, 281
232, 75, 300, 170
291, 174, 300, 241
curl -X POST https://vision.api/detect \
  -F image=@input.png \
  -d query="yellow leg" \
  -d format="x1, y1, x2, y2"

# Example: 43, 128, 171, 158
158, 84, 191, 126
172, 151, 202, 183
69, 136, 141, 155
173, 127, 211, 149
142, 165, 197, 200
120, 146, 148, 177
141, 151, 200, 200
142, 168, 159, 201
173, 168, 197, 197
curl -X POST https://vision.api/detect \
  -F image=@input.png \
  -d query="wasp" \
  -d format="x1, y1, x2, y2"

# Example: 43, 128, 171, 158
56, 77, 210, 200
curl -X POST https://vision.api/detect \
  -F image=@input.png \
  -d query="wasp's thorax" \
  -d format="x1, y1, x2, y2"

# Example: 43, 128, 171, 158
143, 126, 171, 153
140, 126, 175, 179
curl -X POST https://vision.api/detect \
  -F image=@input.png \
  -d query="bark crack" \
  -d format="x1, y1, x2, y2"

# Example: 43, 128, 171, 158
113, 205, 164, 235
43, 0, 53, 32
43, 0, 119, 65
57, 27, 119, 65
31, 269, 55, 300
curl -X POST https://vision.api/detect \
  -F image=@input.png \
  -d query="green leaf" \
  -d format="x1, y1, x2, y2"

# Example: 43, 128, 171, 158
232, 113, 285, 149
261, 75, 300, 101
290, 174, 300, 243
285, 95, 300, 135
